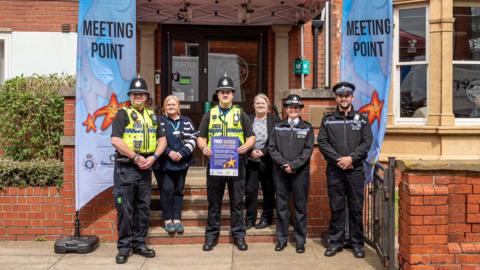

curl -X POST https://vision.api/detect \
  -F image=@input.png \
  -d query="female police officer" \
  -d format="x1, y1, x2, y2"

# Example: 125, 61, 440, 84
111, 77, 167, 264
197, 75, 256, 252
268, 94, 314, 253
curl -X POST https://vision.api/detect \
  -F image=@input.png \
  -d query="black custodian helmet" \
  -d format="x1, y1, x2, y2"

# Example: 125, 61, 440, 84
283, 94, 304, 108
127, 77, 149, 95
216, 75, 236, 92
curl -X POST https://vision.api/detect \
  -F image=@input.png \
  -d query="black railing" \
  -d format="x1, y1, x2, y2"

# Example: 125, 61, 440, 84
364, 157, 396, 270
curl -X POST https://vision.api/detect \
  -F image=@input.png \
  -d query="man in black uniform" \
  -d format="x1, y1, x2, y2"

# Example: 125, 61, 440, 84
197, 75, 256, 251
111, 77, 167, 264
317, 81, 373, 258
268, 94, 314, 253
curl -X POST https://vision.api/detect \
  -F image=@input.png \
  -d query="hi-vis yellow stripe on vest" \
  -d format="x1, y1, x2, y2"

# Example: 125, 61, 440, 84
122, 106, 157, 154
207, 106, 245, 147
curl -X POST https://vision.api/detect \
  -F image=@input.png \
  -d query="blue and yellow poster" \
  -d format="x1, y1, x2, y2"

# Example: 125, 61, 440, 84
75, 0, 136, 210
340, 0, 393, 180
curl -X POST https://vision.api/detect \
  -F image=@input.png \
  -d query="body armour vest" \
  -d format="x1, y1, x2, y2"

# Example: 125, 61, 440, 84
207, 106, 245, 147
122, 106, 157, 154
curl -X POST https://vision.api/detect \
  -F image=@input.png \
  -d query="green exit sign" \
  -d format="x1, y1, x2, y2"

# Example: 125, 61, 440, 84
179, 76, 191, 85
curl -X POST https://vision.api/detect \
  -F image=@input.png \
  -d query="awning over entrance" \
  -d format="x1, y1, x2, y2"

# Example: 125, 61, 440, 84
137, 0, 325, 25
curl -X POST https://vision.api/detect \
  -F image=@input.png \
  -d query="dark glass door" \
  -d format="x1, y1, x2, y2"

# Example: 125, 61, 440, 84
162, 25, 267, 166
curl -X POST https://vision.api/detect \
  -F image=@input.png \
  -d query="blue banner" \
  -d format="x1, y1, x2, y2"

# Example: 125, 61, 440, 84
75, 0, 136, 210
340, 0, 393, 181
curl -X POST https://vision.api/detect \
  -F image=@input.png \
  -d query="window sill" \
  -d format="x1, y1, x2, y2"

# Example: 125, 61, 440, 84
386, 125, 480, 135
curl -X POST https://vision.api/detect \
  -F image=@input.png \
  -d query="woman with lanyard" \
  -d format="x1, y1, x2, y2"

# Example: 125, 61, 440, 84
154, 95, 197, 234
244, 94, 280, 230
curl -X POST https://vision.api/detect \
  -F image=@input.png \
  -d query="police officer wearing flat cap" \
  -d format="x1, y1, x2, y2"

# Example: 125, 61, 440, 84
268, 94, 314, 253
317, 82, 373, 258
111, 77, 167, 264
197, 75, 256, 251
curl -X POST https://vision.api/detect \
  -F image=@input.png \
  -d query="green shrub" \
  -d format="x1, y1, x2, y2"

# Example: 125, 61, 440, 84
0, 158, 63, 188
0, 74, 74, 161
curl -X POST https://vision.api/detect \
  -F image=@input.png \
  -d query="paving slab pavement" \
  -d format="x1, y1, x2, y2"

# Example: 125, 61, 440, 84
0, 240, 383, 270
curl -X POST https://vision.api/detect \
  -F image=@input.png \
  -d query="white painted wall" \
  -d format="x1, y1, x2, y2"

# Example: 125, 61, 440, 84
10, 32, 77, 77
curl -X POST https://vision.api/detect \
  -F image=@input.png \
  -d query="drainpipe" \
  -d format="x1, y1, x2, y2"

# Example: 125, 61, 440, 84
325, 1, 330, 88
300, 23, 305, 89
311, 8, 325, 89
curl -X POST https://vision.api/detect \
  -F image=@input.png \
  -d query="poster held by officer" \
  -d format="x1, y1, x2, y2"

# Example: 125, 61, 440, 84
209, 136, 239, 176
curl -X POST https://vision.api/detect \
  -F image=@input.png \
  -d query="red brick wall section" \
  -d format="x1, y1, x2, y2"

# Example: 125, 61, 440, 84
0, 187, 63, 241
62, 96, 118, 242
398, 172, 480, 269
0, 0, 78, 32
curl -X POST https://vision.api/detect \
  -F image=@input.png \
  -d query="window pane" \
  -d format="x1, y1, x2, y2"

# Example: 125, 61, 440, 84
400, 65, 428, 117
208, 40, 258, 103
0, 40, 4, 84
453, 7, 480, 61
399, 8, 426, 62
453, 64, 480, 118
171, 40, 199, 102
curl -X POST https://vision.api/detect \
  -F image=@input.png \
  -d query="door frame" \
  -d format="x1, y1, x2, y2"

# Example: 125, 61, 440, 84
160, 24, 269, 105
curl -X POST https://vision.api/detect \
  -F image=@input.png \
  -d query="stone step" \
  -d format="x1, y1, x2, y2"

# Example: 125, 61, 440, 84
150, 194, 264, 205
146, 225, 294, 245
150, 210, 272, 220
150, 209, 274, 226
148, 224, 281, 237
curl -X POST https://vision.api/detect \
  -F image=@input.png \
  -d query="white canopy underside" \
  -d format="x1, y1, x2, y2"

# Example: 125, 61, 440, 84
137, 0, 325, 25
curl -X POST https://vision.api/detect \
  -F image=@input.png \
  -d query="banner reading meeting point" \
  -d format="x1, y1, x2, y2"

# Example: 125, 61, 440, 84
340, 0, 393, 181
75, 0, 136, 210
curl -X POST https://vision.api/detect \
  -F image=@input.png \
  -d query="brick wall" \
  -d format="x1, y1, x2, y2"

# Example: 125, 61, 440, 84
0, 0, 78, 32
0, 187, 63, 241
62, 95, 118, 242
398, 162, 480, 269
288, 1, 342, 90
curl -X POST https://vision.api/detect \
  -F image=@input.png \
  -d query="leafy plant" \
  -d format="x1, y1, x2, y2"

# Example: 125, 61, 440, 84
0, 74, 74, 161
0, 158, 63, 188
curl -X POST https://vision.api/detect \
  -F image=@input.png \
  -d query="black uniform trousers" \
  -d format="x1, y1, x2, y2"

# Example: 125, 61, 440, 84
205, 162, 246, 241
113, 162, 152, 253
245, 160, 275, 225
326, 164, 365, 249
273, 165, 310, 245
154, 169, 187, 220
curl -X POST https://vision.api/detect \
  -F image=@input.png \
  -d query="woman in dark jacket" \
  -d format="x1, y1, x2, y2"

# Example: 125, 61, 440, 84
153, 95, 197, 234
244, 94, 280, 230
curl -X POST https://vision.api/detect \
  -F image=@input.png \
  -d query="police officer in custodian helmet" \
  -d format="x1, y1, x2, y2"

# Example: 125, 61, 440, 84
317, 82, 373, 258
197, 75, 256, 252
111, 77, 167, 264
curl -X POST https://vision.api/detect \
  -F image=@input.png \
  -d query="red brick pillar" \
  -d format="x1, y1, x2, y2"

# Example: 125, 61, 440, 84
60, 87, 76, 236
397, 160, 480, 269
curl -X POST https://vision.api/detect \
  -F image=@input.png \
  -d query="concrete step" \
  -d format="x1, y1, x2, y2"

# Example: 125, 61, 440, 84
146, 225, 294, 245
148, 224, 280, 237
150, 209, 274, 226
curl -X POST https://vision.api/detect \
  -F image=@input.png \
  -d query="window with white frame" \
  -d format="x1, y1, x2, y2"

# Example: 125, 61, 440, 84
394, 6, 428, 121
0, 33, 10, 85
453, 4, 480, 121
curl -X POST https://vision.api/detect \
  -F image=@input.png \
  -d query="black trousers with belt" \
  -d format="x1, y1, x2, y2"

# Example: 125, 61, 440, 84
113, 161, 152, 253
273, 165, 310, 245
326, 164, 365, 249
245, 160, 275, 225
205, 162, 246, 241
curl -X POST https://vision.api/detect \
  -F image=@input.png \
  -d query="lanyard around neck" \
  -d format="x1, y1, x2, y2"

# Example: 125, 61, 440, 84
167, 117, 181, 131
